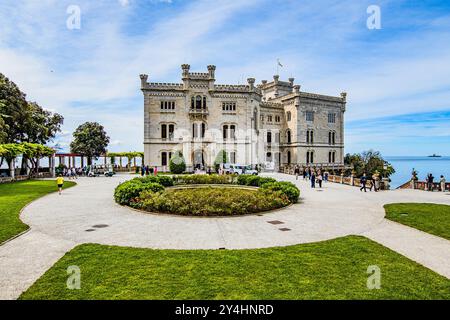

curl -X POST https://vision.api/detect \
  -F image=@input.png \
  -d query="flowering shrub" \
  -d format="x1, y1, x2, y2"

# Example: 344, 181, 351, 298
139, 187, 290, 216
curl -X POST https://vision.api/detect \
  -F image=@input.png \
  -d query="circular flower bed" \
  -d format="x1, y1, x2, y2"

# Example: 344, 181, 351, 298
114, 174, 300, 216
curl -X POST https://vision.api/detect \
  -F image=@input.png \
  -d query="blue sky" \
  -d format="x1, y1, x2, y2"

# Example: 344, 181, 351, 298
0, 0, 449, 156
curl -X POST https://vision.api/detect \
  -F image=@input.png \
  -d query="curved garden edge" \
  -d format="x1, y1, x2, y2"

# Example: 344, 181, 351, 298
0, 180, 78, 246
117, 197, 297, 219
114, 174, 300, 217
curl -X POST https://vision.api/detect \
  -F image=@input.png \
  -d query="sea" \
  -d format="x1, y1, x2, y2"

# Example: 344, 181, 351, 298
385, 156, 450, 188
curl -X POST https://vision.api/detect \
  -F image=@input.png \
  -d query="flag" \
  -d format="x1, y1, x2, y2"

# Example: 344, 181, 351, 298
277, 59, 283, 67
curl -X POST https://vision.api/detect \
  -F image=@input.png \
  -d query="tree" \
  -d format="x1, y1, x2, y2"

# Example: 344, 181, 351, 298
169, 151, 186, 174
0, 74, 63, 144
344, 150, 395, 178
214, 150, 228, 172
70, 122, 110, 165
0, 73, 28, 143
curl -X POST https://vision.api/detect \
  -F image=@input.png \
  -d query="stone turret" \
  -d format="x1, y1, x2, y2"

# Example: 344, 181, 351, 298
207, 65, 216, 79
247, 78, 255, 91
140, 74, 148, 88
340, 92, 347, 102
273, 75, 279, 84
293, 85, 301, 94
288, 77, 295, 86
181, 64, 190, 78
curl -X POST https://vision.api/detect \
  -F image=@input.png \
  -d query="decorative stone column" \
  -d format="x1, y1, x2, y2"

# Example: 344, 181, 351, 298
350, 170, 355, 186
340, 173, 344, 184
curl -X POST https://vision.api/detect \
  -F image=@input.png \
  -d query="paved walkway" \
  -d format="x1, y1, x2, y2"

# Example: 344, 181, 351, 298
1, 173, 449, 299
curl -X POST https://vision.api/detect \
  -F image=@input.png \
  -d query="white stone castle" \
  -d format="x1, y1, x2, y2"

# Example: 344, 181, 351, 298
141, 64, 346, 171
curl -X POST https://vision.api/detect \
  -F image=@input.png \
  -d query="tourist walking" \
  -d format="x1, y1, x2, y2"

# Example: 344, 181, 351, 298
440, 175, 446, 192
427, 173, 434, 191
146, 165, 150, 176
373, 174, 380, 192
154, 166, 158, 176
141, 166, 145, 176
317, 173, 323, 188
303, 168, 307, 180
310, 171, 316, 188
56, 174, 64, 195
294, 165, 300, 180
360, 173, 367, 192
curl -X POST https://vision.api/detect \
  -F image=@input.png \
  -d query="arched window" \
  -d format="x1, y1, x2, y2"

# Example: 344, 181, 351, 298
286, 130, 292, 144
161, 124, 167, 139
307, 130, 314, 144
267, 131, 272, 143
287, 111, 291, 121
203, 96, 207, 109
223, 125, 228, 140
196, 95, 202, 109
332, 132, 336, 145
168, 124, 174, 140
266, 152, 272, 162
287, 151, 291, 164
201, 123, 206, 138
191, 96, 195, 109
230, 125, 236, 140
307, 151, 314, 164
253, 109, 258, 130
228, 151, 236, 163
328, 151, 336, 163
192, 123, 198, 138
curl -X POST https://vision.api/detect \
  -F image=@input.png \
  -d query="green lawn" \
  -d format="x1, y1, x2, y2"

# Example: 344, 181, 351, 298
21, 236, 449, 300
0, 180, 76, 243
385, 203, 450, 240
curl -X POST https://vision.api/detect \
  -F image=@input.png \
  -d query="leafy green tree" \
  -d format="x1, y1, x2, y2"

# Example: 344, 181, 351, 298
169, 151, 186, 174
0, 73, 28, 143
214, 150, 228, 172
70, 122, 110, 165
344, 150, 395, 178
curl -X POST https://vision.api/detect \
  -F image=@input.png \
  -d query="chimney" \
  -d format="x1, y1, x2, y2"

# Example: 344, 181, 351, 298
207, 65, 216, 79
247, 78, 255, 91
293, 85, 301, 94
139, 74, 148, 88
288, 78, 295, 86
340, 92, 347, 102
261, 80, 268, 86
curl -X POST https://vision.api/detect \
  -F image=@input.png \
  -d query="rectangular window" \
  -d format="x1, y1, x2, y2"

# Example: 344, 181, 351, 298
222, 102, 236, 112
161, 124, 167, 139
328, 113, 336, 123
267, 115, 273, 122
306, 111, 314, 122
161, 152, 167, 166
161, 101, 176, 110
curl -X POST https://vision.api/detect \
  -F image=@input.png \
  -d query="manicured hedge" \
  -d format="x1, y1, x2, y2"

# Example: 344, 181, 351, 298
173, 174, 236, 185
237, 175, 277, 187
114, 181, 164, 205
114, 174, 300, 215
261, 181, 300, 203
138, 187, 290, 216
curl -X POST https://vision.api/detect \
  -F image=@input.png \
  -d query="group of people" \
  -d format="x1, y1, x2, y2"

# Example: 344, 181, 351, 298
140, 165, 158, 176
359, 173, 381, 192
426, 173, 446, 192
294, 165, 329, 189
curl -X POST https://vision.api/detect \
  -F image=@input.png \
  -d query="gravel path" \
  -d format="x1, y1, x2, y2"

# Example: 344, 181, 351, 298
1, 173, 449, 299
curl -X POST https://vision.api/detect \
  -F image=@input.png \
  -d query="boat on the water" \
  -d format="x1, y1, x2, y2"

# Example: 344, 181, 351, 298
428, 154, 442, 158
